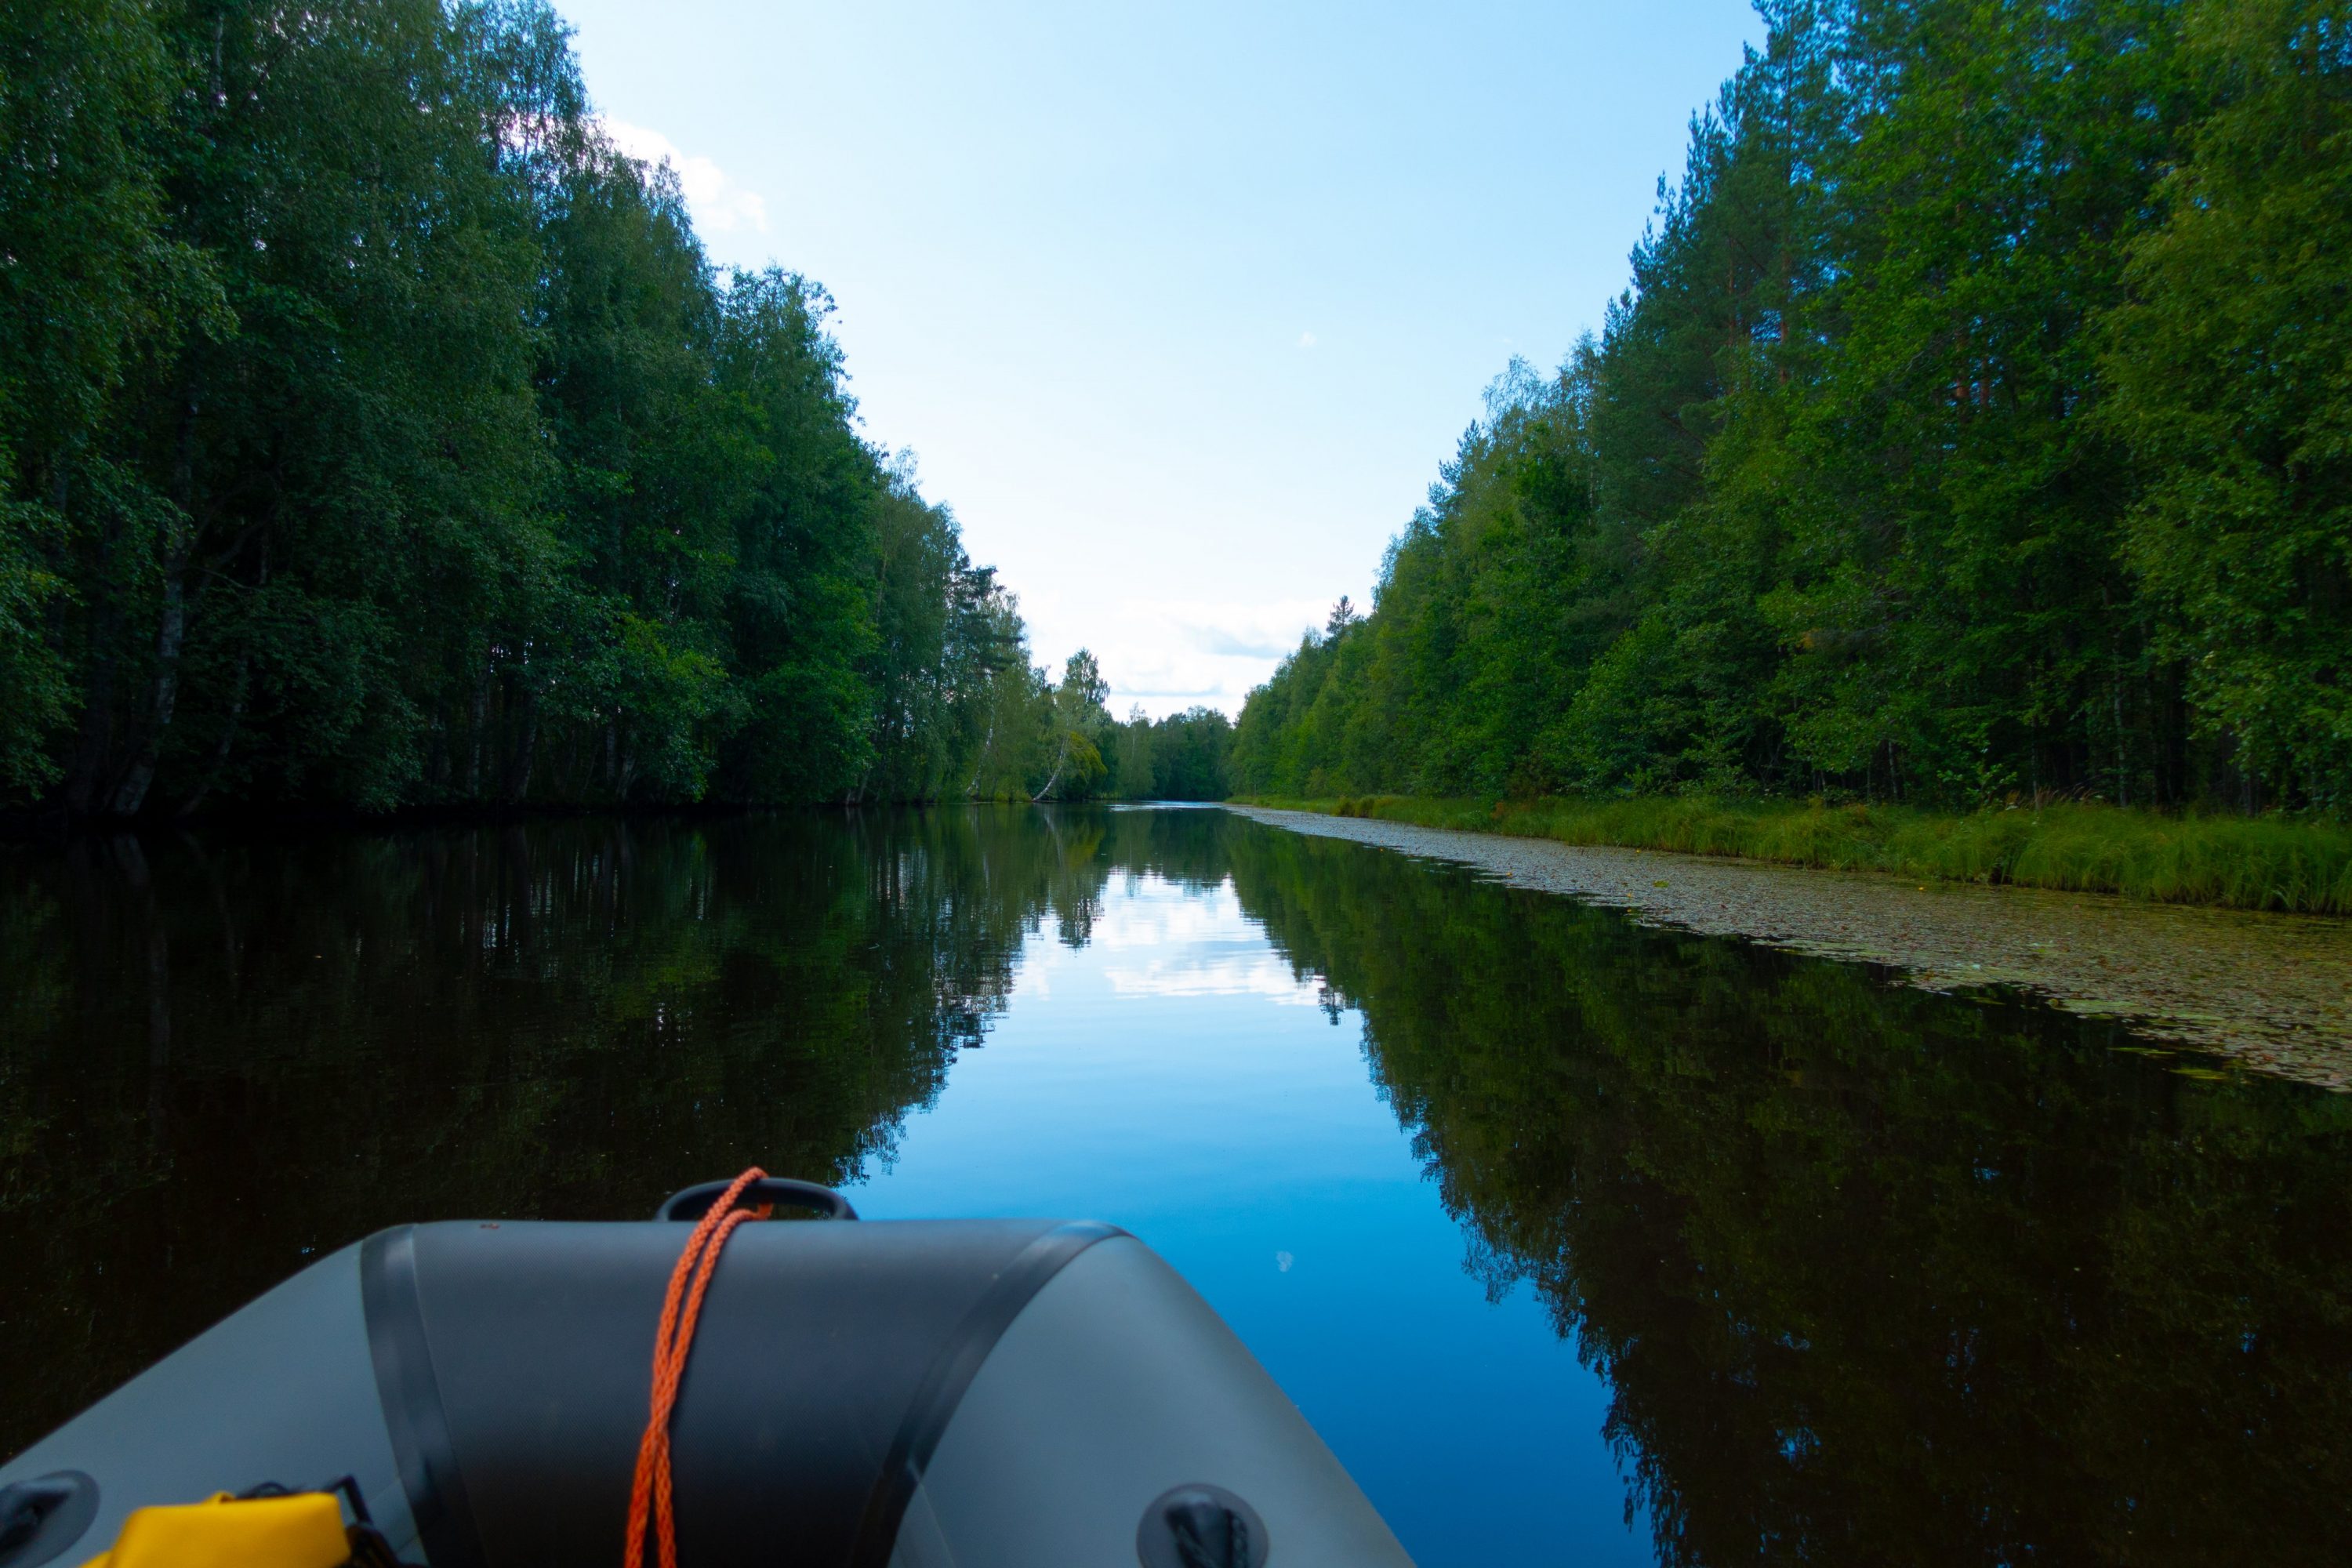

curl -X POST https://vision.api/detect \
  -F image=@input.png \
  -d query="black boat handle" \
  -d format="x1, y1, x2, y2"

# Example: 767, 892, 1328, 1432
655, 1177, 859, 1222
0, 1471, 99, 1568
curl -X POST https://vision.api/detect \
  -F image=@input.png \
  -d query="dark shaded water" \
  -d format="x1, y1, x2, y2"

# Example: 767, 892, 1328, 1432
4, 808, 2349, 1565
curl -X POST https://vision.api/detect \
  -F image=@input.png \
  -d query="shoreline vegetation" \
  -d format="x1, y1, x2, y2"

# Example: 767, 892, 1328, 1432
1232, 2, 2352, 836
0, 781, 1228, 844
1229, 795, 2352, 916
1230, 804, 2352, 1086
0, 0, 1227, 819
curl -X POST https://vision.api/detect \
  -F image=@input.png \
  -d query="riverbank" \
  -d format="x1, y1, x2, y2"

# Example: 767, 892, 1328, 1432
1230, 794, 2352, 916
1230, 805, 2352, 1090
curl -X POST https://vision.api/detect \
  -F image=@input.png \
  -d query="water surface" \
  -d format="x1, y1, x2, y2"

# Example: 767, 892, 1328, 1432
4, 808, 2348, 1564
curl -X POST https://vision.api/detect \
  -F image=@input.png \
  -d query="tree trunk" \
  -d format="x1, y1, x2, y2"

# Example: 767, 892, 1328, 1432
176, 539, 263, 818
64, 513, 124, 814
65, 651, 118, 813
503, 678, 539, 804
967, 712, 995, 798
107, 545, 188, 815
1032, 736, 1067, 803
108, 390, 201, 816
176, 655, 245, 818
466, 659, 491, 798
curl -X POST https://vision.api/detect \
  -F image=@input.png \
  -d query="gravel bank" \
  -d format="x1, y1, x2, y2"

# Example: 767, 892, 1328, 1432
1232, 805, 2352, 1091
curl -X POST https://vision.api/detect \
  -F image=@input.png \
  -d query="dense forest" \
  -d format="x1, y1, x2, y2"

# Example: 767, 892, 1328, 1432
0, 0, 1214, 815
1235, 0, 2352, 814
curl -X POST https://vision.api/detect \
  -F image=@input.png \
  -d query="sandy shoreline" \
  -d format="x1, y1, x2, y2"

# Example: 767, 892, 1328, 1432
1231, 805, 2352, 1091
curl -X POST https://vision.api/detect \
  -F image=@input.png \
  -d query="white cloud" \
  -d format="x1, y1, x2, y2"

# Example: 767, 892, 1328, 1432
600, 118, 768, 234
1091, 880, 1248, 949
1104, 954, 1323, 1005
1072, 597, 1333, 718
1185, 624, 1291, 660
1095, 879, 1323, 1005
1165, 598, 1328, 659
1297, 331, 1317, 349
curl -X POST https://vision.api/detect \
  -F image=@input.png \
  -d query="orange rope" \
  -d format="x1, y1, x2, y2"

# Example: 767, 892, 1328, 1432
624, 1168, 773, 1568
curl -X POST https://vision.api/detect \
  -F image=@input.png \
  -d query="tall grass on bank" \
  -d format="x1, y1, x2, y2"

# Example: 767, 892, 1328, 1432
1229, 795, 2352, 916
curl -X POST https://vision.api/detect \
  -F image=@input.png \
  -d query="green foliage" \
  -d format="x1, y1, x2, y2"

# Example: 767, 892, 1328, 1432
859, 469, 1011, 801
1102, 705, 1235, 800
1033, 648, 1112, 800
0, 0, 1046, 813
0, 502, 69, 797
0, 0, 202, 795
1236, 0, 2352, 818
2102, 0, 2352, 808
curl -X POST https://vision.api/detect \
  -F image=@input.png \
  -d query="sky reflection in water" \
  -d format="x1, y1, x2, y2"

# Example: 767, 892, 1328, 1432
852, 872, 1646, 1566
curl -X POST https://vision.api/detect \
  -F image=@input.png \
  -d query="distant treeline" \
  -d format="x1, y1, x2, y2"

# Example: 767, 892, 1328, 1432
1236, 0, 2352, 813
0, 0, 1156, 814
1010, 649, 1234, 803
1105, 703, 1235, 802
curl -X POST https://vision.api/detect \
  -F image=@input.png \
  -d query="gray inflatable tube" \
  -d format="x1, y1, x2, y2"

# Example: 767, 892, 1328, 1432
0, 1195, 1414, 1568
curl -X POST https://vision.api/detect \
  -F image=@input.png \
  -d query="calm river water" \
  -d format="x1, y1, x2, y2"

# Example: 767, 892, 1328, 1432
4, 807, 2349, 1564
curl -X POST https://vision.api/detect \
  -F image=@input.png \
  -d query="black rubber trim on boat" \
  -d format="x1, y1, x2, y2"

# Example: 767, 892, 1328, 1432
361, 1227, 486, 1568
847, 1220, 1125, 1567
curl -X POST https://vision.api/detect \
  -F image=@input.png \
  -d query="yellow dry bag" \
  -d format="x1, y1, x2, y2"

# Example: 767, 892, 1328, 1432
78, 1490, 353, 1568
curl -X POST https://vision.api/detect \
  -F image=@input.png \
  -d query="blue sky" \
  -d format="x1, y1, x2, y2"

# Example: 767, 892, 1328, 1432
551, 1, 1766, 717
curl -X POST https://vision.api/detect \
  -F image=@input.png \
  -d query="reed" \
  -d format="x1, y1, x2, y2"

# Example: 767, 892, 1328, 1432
1229, 794, 2352, 915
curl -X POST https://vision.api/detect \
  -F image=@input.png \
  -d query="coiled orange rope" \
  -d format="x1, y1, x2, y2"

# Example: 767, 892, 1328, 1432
623, 1167, 772, 1568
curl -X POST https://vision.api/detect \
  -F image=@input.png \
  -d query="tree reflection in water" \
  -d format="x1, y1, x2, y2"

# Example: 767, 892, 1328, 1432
1222, 823, 2352, 1566
0, 811, 1115, 1452
4, 808, 2348, 1565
